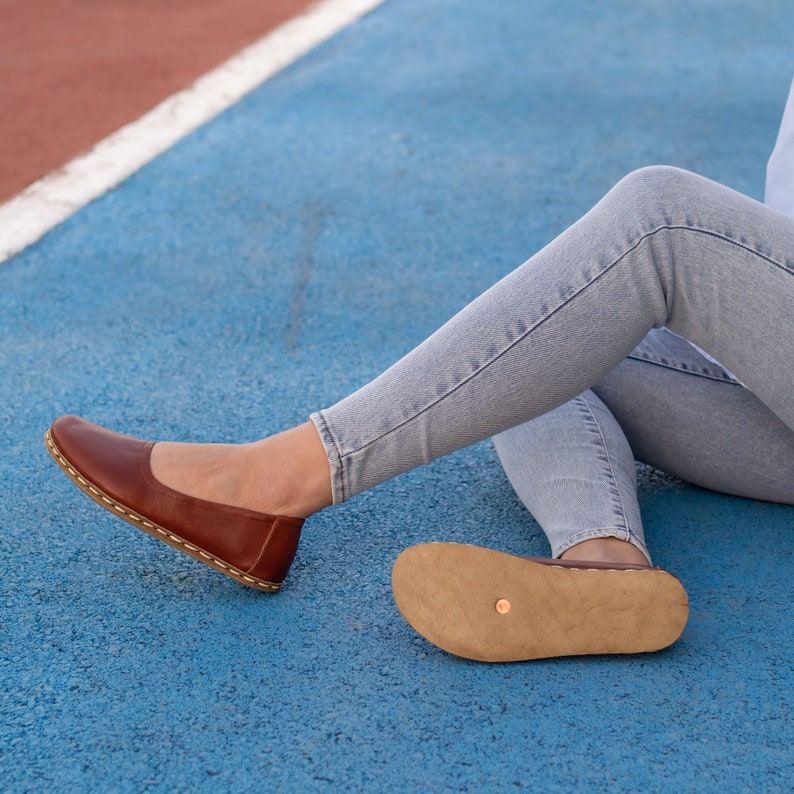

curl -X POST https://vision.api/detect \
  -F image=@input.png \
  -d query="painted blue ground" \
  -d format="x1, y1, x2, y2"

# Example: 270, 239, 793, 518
2, 1, 794, 791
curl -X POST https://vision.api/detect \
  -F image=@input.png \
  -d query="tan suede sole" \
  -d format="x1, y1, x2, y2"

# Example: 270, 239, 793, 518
392, 543, 689, 662
45, 428, 283, 592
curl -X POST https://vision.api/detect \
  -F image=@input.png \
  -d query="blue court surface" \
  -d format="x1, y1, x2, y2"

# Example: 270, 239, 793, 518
2, 1, 793, 791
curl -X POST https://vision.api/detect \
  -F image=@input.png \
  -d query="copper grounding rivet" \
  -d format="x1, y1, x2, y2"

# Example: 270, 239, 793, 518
495, 599, 511, 615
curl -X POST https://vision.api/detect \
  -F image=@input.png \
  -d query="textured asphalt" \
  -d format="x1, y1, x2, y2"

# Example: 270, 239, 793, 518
2, 1, 794, 791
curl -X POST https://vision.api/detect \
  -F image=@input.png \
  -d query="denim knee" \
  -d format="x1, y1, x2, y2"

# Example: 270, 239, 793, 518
612, 165, 698, 223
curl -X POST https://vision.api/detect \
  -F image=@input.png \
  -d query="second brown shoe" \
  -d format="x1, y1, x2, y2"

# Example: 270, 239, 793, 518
392, 542, 689, 662
45, 415, 304, 592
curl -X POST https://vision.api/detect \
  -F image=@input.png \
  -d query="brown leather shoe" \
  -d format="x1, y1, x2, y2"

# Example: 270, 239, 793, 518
45, 415, 304, 592
392, 542, 689, 662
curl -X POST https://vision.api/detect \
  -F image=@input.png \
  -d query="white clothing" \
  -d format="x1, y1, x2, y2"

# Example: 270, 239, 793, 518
766, 75, 794, 217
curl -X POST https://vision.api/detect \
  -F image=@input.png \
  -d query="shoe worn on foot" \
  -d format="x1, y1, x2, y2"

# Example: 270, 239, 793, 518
45, 415, 304, 592
392, 542, 688, 662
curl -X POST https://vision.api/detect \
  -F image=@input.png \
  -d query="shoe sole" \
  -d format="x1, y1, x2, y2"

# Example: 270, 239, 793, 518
392, 543, 688, 662
45, 428, 282, 592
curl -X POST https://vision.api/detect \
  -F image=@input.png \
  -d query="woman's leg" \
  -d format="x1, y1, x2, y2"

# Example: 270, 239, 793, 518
136, 167, 794, 519
491, 327, 794, 575
493, 393, 651, 564
311, 166, 794, 506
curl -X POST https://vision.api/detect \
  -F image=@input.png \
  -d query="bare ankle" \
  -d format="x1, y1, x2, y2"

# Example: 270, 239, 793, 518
559, 537, 649, 566
149, 422, 333, 518
250, 422, 333, 517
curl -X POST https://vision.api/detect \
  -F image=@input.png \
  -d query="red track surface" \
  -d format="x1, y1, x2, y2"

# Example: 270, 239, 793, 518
0, 0, 315, 202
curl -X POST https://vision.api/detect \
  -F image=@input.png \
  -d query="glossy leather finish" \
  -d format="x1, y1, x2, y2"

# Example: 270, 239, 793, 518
45, 415, 304, 591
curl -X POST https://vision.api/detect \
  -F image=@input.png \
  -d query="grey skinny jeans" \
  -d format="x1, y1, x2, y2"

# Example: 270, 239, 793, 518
494, 328, 794, 563
311, 166, 794, 538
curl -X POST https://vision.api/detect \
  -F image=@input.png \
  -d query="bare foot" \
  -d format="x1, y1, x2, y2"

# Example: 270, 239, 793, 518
560, 537, 650, 566
149, 422, 333, 518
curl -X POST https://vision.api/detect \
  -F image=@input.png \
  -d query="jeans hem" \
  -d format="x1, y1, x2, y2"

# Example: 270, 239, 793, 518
309, 411, 346, 505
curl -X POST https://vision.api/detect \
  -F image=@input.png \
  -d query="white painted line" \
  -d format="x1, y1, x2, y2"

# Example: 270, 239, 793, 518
0, 0, 386, 264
